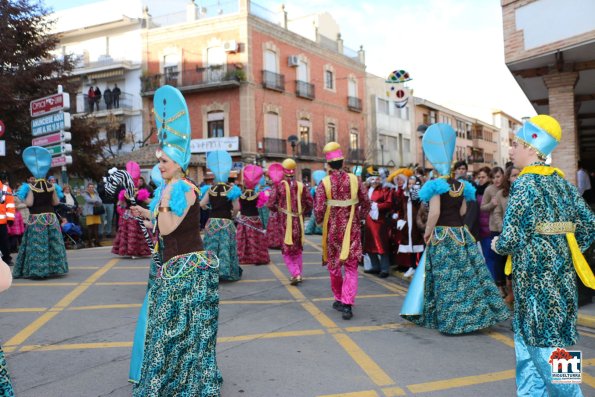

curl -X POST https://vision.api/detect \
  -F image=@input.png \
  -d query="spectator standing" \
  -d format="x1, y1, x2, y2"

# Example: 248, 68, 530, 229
82, 183, 103, 247
87, 86, 95, 112
0, 178, 15, 265
104, 87, 113, 110
97, 180, 115, 238
112, 83, 121, 108
577, 161, 592, 203
94, 86, 102, 111
480, 166, 505, 290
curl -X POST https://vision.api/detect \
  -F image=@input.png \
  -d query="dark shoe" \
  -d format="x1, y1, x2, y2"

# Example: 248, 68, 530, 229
332, 301, 344, 311
341, 305, 353, 320
378, 272, 389, 278
364, 269, 380, 275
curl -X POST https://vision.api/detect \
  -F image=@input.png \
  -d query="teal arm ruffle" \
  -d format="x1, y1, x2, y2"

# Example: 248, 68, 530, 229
54, 184, 64, 200
169, 181, 191, 216
199, 185, 210, 200
462, 181, 476, 202
16, 183, 31, 201
148, 185, 162, 214
418, 179, 450, 203
227, 185, 241, 201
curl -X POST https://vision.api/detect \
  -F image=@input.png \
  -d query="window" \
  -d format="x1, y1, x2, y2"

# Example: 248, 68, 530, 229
423, 113, 430, 125
265, 112, 279, 138
378, 98, 389, 115
206, 46, 226, 82
348, 78, 357, 97
400, 106, 409, 120
207, 111, 224, 138
297, 59, 308, 82
429, 111, 437, 124
325, 70, 334, 89
265, 49, 277, 72
163, 53, 179, 84
350, 130, 358, 150
326, 123, 336, 142
300, 124, 310, 144
403, 138, 410, 153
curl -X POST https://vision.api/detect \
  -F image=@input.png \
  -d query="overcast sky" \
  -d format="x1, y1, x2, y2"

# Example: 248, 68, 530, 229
44, 0, 536, 123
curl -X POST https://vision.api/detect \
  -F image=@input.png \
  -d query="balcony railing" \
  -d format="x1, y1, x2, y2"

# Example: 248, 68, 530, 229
76, 92, 136, 114
299, 142, 318, 157
263, 137, 287, 155
347, 96, 362, 112
295, 81, 315, 100
348, 148, 365, 162
141, 63, 244, 94
262, 70, 285, 92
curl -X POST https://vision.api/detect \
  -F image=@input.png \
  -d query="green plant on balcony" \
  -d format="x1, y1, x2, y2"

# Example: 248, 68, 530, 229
140, 71, 161, 92
224, 68, 246, 82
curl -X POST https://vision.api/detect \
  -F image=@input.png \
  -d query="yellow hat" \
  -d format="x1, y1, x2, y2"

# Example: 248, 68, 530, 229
514, 114, 562, 157
282, 158, 297, 175
388, 167, 413, 183
323, 141, 344, 162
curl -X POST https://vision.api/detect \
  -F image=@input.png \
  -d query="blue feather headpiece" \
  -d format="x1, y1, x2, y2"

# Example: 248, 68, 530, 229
154, 85, 191, 170
422, 123, 456, 177
23, 146, 52, 179
206, 150, 232, 183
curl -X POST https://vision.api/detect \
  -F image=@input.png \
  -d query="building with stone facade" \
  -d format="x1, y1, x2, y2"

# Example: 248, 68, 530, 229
140, 0, 367, 182
366, 74, 414, 167
492, 110, 522, 167
501, 0, 595, 184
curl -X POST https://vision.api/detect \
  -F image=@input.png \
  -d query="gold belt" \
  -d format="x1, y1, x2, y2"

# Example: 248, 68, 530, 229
279, 207, 303, 217
535, 222, 575, 234
327, 198, 358, 207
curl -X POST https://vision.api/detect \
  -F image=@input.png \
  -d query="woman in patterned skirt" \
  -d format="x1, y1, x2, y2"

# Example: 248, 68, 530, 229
236, 165, 270, 265
14, 147, 68, 279
401, 124, 509, 334
129, 86, 222, 396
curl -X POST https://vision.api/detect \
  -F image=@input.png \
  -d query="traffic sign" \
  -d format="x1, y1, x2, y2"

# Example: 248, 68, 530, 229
0, 120, 5, 138
51, 155, 73, 167
30, 93, 70, 117
46, 143, 72, 156
31, 112, 71, 136
32, 131, 71, 147
0, 141, 5, 156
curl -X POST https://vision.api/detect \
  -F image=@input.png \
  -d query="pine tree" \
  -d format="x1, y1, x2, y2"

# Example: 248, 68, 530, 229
0, 0, 104, 182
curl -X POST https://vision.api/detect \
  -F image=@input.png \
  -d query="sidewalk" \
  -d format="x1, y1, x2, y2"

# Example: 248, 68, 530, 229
390, 267, 595, 331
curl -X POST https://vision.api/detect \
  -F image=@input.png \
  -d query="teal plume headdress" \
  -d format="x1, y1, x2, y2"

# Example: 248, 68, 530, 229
312, 170, 326, 185
351, 166, 362, 177
153, 85, 191, 170
422, 123, 456, 177
206, 150, 232, 183
23, 146, 52, 179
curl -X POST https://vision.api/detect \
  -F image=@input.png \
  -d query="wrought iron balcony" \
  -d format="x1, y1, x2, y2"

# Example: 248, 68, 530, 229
299, 142, 318, 158
347, 96, 362, 112
295, 81, 315, 100
76, 92, 136, 115
348, 148, 365, 162
263, 137, 287, 156
262, 70, 285, 92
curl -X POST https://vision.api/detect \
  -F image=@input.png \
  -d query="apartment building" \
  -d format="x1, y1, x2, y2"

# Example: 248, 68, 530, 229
141, 0, 367, 181
502, 0, 595, 183
492, 110, 522, 167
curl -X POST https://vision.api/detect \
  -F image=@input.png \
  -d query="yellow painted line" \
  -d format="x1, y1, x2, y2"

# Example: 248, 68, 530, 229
407, 369, 515, 394
4, 258, 120, 348
578, 313, 595, 329
95, 282, 146, 286
68, 304, 142, 311
70, 266, 101, 269
583, 372, 595, 388
344, 323, 408, 333
333, 333, 395, 387
220, 300, 295, 305
381, 386, 406, 396
20, 341, 132, 352
363, 275, 408, 294
312, 294, 400, 302
580, 330, 595, 339
218, 329, 325, 343
0, 308, 47, 313
482, 330, 515, 348
304, 238, 323, 252
584, 358, 595, 366
318, 391, 379, 397
12, 283, 78, 286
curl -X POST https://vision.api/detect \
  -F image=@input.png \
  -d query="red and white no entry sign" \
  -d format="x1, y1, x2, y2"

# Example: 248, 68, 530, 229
0, 120, 5, 138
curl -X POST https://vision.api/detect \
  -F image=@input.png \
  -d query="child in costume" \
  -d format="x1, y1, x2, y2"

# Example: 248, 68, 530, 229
14, 147, 69, 279
128, 86, 222, 396
401, 123, 509, 334
493, 115, 595, 396
200, 150, 242, 281
236, 165, 270, 265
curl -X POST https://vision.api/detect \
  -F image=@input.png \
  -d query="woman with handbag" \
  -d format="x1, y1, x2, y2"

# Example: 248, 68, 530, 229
83, 183, 103, 247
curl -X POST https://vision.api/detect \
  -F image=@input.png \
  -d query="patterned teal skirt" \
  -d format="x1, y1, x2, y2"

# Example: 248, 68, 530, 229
131, 251, 222, 397
258, 206, 270, 228
204, 218, 242, 281
0, 345, 14, 397
13, 213, 69, 279
304, 216, 322, 235
401, 226, 510, 334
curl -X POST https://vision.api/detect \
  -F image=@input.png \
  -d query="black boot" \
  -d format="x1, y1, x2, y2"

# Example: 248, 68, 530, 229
341, 304, 353, 320
332, 301, 344, 311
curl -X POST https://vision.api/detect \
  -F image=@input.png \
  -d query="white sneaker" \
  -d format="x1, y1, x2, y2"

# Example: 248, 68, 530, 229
404, 268, 416, 278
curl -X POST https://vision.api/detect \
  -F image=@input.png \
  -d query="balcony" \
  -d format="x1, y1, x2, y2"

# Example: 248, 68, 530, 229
141, 64, 243, 95
295, 81, 315, 100
71, 55, 140, 77
299, 142, 318, 158
348, 148, 365, 162
263, 137, 287, 156
262, 70, 285, 92
74, 92, 137, 116
347, 96, 362, 112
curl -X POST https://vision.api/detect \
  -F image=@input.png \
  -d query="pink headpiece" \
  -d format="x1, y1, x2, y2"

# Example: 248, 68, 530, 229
243, 164, 263, 189
323, 142, 344, 162
126, 161, 141, 186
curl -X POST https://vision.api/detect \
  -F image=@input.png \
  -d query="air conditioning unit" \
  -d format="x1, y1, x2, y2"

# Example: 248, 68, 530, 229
223, 40, 238, 53
287, 55, 300, 67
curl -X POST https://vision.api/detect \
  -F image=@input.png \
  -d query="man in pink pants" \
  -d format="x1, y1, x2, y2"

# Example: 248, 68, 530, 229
267, 158, 313, 285
314, 142, 370, 320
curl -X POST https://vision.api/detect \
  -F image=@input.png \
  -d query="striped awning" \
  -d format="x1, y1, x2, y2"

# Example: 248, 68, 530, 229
87, 68, 124, 80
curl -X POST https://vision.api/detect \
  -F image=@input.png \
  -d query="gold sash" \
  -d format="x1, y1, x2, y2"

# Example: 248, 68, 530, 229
321, 174, 358, 262
281, 180, 304, 245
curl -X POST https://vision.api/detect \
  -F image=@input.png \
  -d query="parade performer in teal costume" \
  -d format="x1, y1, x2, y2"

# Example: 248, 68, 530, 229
401, 123, 509, 334
128, 85, 222, 396
14, 146, 68, 279
493, 115, 595, 397
200, 150, 242, 281
305, 170, 326, 235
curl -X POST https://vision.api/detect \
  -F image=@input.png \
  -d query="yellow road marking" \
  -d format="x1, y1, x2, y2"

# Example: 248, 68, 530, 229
578, 313, 595, 329
407, 369, 515, 394
0, 308, 47, 313
4, 259, 120, 348
362, 275, 408, 294
20, 341, 133, 352
580, 330, 595, 339
482, 330, 515, 348
12, 283, 78, 287
312, 294, 401, 302
218, 329, 326, 343
318, 391, 379, 397
304, 238, 323, 252
68, 304, 142, 311
583, 372, 595, 388
381, 386, 406, 396
344, 324, 410, 333
220, 300, 295, 305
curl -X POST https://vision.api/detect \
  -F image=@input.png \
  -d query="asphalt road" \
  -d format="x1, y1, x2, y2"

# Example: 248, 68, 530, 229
1, 235, 594, 397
